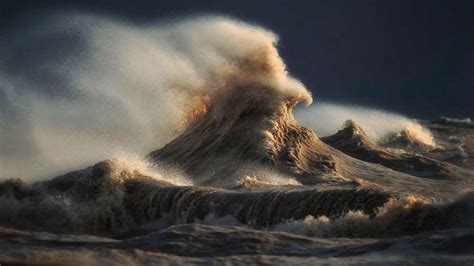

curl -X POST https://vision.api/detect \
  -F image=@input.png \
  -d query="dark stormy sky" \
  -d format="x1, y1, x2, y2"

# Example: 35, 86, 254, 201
1, 0, 473, 119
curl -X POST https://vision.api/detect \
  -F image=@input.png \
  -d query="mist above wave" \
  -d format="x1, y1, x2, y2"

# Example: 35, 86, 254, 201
295, 102, 435, 147
0, 13, 309, 179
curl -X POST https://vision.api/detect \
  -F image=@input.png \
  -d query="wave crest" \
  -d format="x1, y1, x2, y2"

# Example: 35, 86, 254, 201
0, 13, 310, 179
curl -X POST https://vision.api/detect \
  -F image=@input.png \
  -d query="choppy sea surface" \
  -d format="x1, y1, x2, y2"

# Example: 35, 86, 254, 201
1, 117, 473, 265
1, 14, 473, 266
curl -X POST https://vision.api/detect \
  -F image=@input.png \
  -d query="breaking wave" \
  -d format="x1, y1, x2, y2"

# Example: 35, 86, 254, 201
1, 159, 472, 238
0, 13, 310, 180
295, 102, 435, 147
0, 159, 388, 235
274, 193, 474, 238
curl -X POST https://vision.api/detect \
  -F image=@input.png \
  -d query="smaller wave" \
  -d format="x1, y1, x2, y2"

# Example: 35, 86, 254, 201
0, 158, 192, 235
376, 122, 438, 151
0, 162, 390, 236
96, 155, 193, 187
320, 120, 462, 180
274, 192, 474, 238
295, 103, 435, 147
434, 117, 473, 125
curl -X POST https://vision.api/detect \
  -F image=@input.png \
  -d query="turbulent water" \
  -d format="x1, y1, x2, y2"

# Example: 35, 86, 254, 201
1, 13, 473, 265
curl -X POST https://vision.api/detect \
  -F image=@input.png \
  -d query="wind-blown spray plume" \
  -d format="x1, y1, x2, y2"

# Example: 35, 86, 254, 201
0, 14, 310, 179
